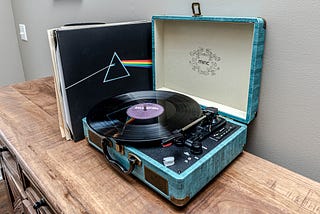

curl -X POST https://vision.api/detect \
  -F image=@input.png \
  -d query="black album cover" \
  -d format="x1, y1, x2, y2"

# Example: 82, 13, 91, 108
54, 22, 152, 141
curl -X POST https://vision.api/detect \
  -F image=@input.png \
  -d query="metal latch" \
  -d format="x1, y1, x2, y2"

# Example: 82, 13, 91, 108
192, 2, 202, 17
115, 143, 125, 155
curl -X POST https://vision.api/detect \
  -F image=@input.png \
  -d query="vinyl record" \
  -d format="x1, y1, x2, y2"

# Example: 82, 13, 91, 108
87, 90, 202, 145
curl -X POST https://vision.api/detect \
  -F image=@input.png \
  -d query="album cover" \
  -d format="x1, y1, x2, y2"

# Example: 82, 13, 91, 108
48, 21, 152, 141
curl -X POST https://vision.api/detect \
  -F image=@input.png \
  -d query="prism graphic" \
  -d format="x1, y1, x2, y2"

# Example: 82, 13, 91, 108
103, 52, 130, 83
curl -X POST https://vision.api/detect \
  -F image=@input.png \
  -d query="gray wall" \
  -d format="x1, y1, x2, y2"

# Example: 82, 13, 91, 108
0, 0, 24, 86
10, 0, 320, 182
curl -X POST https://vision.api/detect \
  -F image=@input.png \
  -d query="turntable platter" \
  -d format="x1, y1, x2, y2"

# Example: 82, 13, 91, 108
86, 90, 202, 144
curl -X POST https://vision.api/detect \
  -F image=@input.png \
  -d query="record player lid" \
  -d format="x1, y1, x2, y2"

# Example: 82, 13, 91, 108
152, 16, 265, 124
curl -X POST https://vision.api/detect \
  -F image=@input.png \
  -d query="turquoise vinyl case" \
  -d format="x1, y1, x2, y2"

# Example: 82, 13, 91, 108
83, 15, 265, 206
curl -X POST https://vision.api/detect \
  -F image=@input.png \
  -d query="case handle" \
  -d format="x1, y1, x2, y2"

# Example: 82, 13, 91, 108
192, 2, 202, 17
101, 138, 141, 175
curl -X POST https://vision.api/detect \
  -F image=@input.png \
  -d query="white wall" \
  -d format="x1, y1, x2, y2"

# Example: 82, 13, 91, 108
10, 0, 320, 182
0, 0, 24, 86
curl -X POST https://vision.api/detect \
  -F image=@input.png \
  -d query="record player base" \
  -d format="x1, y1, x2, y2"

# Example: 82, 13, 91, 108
83, 118, 247, 206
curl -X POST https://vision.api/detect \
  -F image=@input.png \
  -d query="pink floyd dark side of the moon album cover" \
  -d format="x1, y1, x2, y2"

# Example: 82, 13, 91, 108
55, 22, 152, 141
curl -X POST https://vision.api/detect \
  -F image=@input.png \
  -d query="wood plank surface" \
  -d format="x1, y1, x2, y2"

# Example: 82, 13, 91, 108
0, 77, 320, 213
0, 180, 13, 214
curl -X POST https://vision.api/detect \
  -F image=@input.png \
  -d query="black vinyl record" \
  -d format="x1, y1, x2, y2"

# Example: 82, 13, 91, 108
87, 90, 202, 145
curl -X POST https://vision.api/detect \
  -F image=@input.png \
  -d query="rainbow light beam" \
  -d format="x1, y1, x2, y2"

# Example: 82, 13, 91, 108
121, 59, 152, 68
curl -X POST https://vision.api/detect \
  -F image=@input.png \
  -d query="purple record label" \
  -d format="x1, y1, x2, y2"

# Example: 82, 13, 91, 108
127, 103, 164, 119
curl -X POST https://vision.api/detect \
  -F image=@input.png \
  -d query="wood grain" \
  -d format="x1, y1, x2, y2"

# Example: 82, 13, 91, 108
0, 180, 13, 214
0, 77, 319, 213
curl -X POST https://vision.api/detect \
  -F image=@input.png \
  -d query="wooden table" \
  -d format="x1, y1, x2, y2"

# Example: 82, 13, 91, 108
0, 77, 319, 213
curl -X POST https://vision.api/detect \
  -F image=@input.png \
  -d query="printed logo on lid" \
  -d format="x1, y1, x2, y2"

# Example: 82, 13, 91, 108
189, 47, 221, 76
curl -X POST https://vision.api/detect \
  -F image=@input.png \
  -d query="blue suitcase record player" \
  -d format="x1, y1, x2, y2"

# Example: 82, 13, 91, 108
83, 13, 266, 206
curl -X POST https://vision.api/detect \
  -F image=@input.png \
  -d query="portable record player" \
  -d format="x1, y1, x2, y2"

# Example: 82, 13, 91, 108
83, 12, 265, 206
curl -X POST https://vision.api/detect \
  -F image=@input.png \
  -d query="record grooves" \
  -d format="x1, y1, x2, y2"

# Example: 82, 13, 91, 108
87, 90, 202, 145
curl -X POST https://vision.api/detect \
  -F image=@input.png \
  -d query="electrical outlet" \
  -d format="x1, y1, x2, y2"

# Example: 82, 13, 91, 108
19, 24, 28, 41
